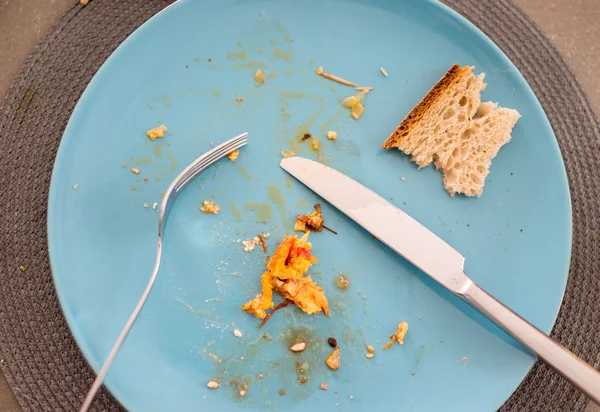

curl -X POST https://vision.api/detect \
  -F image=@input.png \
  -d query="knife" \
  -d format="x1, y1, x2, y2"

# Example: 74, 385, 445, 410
281, 156, 600, 403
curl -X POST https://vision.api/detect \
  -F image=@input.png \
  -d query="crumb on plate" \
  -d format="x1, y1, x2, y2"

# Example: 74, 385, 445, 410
326, 130, 337, 140
325, 347, 341, 371
228, 149, 240, 162
295, 204, 325, 232
315, 66, 356, 87
254, 69, 265, 86
146, 124, 167, 141
200, 200, 220, 214
206, 380, 219, 389
380, 67, 389, 77
281, 150, 296, 158
130, 168, 140, 174
311, 137, 320, 151
382, 321, 409, 349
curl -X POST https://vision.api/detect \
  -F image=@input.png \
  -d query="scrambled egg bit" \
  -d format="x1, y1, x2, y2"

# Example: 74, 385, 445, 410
382, 321, 409, 349
242, 234, 329, 320
146, 124, 167, 141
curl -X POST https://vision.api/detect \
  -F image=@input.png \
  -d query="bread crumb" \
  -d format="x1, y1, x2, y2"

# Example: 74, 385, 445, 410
380, 67, 389, 77
311, 138, 320, 151
131, 168, 140, 174
326, 131, 337, 140
72, 184, 78, 190
382, 321, 409, 349
233, 329, 242, 337
206, 380, 219, 389
254, 69, 265, 86
281, 150, 296, 158
200, 200, 220, 214
146, 125, 167, 141
228, 149, 240, 162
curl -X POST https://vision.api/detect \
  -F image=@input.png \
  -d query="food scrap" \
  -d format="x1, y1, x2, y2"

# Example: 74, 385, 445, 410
325, 347, 341, 371
254, 69, 265, 86
326, 130, 337, 140
227, 149, 240, 162
130, 168, 140, 174
236, 97, 244, 104
342, 89, 370, 120
206, 380, 220, 389
242, 234, 329, 324
301, 133, 312, 141
366, 345, 375, 353
72, 184, 78, 190
366, 353, 375, 359
294, 204, 325, 232
257, 299, 293, 328
233, 329, 242, 338
380, 67, 389, 77
289, 341, 306, 352
320, 382, 329, 390
281, 150, 296, 158
200, 200, 220, 214
335, 275, 350, 290
382, 321, 409, 349
146, 124, 167, 141
241, 233, 270, 252
327, 337, 338, 348
311, 138, 320, 151
315, 66, 356, 87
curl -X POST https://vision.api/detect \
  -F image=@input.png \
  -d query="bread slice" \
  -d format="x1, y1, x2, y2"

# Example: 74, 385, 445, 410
382, 64, 520, 197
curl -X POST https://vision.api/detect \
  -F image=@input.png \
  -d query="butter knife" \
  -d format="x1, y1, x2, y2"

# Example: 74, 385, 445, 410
281, 156, 600, 403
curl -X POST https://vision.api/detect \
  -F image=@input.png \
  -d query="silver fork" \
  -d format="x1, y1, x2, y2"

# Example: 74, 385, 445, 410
80, 132, 249, 412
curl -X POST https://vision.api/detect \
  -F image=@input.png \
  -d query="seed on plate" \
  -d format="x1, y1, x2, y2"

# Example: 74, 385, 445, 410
290, 342, 306, 352
206, 380, 219, 389
327, 337, 338, 348
233, 329, 242, 338
366, 345, 375, 353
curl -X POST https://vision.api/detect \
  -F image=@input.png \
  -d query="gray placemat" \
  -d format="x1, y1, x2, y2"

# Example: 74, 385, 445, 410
0, 0, 598, 411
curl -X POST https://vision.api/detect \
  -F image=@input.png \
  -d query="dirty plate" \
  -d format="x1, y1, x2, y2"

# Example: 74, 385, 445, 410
48, 0, 571, 410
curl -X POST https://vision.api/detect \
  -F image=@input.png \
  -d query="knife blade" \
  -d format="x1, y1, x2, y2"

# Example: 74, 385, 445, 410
280, 156, 600, 404
280, 156, 470, 294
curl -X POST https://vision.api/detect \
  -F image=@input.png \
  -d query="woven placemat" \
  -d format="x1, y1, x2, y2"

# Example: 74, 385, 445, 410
0, 0, 598, 411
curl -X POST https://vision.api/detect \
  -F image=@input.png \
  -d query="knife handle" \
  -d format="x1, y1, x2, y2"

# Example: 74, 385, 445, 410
462, 281, 600, 404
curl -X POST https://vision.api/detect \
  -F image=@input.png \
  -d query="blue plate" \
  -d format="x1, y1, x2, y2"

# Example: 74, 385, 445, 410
48, 0, 571, 410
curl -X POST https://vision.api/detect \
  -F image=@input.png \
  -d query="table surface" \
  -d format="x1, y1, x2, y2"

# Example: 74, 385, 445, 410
0, 1, 598, 411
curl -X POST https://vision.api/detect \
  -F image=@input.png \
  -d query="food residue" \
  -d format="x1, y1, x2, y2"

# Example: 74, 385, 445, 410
315, 66, 356, 87
327, 337, 338, 348
254, 69, 265, 86
289, 341, 306, 352
335, 275, 350, 290
146, 124, 167, 141
366, 345, 375, 353
241, 233, 270, 252
72, 184, 78, 190
130, 168, 140, 174
233, 328, 242, 338
366, 353, 375, 359
242, 233, 329, 323
382, 321, 409, 349
320, 382, 329, 390
206, 380, 220, 389
143, 203, 149, 208
325, 347, 341, 371
326, 130, 337, 140
152, 202, 158, 210
200, 200, 220, 214
342, 90, 370, 120
295, 204, 325, 232
236, 97, 244, 104
281, 150, 296, 158
311, 138, 320, 151
227, 149, 240, 162
380, 67, 389, 77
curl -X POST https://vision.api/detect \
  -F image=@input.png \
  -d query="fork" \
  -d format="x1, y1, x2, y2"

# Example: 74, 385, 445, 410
80, 132, 249, 412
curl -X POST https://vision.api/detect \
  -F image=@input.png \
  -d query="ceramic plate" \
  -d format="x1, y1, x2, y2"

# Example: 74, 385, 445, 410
48, 0, 571, 410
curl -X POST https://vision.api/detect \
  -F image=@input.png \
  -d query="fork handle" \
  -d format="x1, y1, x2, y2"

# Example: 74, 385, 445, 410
462, 281, 600, 404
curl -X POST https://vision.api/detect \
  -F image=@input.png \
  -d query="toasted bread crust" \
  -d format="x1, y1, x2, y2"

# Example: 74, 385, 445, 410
382, 64, 470, 149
